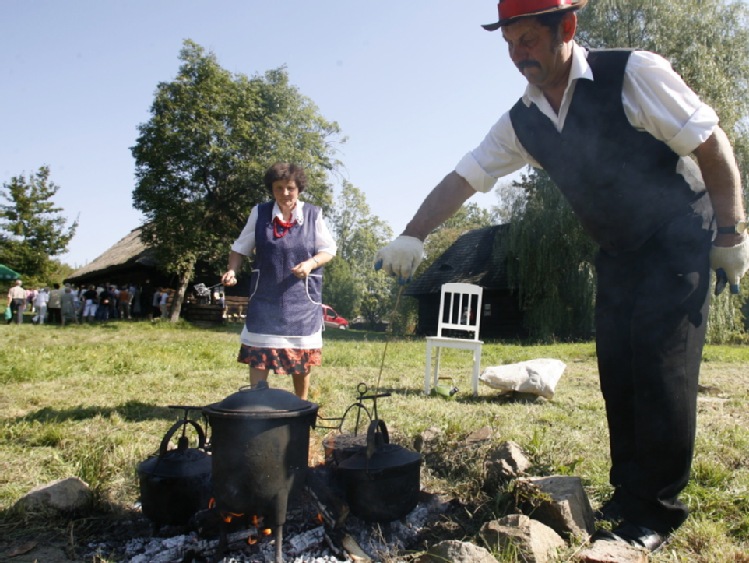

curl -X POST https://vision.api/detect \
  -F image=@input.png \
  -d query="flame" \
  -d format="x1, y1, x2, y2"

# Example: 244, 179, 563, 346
244, 515, 271, 543
208, 497, 216, 509
315, 512, 324, 524
221, 510, 244, 523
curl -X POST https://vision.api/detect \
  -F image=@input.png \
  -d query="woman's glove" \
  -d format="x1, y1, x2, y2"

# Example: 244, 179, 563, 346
374, 236, 425, 283
710, 237, 749, 294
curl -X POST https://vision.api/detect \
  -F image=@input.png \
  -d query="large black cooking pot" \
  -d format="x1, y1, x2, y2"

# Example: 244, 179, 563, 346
137, 417, 212, 527
202, 382, 319, 527
337, 419, 421, 522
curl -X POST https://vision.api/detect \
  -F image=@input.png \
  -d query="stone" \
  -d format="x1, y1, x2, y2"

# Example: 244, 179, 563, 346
577, 538, 648, 562
513, 475, 595, 539
413, 426, 444, 453
480, 514, 566, 563
419, 539, 499, 563
485, 440, 532, 482
13, 476, 93, 514
465, 425, 493, 443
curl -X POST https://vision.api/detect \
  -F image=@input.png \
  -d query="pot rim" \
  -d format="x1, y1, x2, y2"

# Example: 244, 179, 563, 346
203, 381, 319, 418
202, 406, 319, 419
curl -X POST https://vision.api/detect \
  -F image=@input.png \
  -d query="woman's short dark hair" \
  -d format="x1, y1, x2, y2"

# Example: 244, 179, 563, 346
263, 163, 308, 194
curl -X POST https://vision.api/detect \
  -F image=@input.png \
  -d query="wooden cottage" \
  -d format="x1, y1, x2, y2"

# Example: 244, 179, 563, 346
404, 224, 526, 339
65, 227, 245, 323
65, 227, 168, 287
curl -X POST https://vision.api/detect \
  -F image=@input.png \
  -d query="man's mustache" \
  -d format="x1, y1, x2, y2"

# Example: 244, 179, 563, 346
517, 60, 541, 70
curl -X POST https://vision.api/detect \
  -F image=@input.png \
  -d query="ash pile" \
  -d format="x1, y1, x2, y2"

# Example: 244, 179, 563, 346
90, 486, 450, 562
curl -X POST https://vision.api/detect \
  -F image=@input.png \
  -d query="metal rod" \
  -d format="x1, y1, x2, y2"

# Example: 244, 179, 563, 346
374, 285, 405, 394
275, 525, 283, 563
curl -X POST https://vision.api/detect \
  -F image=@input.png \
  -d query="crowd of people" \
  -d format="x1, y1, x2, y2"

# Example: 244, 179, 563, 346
5, 279, 174, 325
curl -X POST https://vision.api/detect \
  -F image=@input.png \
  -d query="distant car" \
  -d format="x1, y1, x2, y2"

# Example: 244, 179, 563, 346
322, 304, 348, 330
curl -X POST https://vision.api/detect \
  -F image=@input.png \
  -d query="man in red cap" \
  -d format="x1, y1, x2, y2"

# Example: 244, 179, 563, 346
376, 0, 747, 552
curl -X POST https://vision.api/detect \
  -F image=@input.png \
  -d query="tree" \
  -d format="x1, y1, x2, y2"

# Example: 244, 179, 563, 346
504, 171, 597, 341
0, 166, 78, 283
326, 182, 392, 321
419, 202, 495, 274
360, 271, 399, 328
131, 40, 343, 320
503, 0, 749, 341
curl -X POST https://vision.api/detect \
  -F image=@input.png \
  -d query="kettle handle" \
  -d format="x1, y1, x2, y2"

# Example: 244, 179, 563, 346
366, 418, 390, 460
158, 419, 207, 458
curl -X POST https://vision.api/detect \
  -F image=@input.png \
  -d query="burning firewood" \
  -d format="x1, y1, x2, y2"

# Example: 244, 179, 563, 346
305, 469, 350, 528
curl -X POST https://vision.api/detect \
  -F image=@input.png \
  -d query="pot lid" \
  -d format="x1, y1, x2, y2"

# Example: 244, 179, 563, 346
203, 381, 319, 418
138, 448, 211, 479
338, 442, 421, 471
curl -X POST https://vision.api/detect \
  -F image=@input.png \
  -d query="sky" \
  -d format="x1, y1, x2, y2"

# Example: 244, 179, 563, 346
1, 1, 528, 269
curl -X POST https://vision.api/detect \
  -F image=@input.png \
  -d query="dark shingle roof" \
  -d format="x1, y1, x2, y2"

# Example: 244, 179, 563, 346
404, 224, 510, 296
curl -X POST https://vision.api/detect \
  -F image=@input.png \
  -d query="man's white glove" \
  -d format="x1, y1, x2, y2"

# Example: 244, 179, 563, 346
710, 237, 749, 294
374, 235, 425, 283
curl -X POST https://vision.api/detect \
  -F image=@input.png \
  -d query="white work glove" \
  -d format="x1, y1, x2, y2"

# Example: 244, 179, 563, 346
374, 235, 424, 283
710, 237, 749, 294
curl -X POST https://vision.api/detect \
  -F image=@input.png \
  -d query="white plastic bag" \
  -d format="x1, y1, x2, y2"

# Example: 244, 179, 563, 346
479, 358, 566, 399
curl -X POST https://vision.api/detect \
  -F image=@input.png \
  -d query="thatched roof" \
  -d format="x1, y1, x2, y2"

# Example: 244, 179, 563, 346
405, 224, 510, 296
66, 227, 160, 283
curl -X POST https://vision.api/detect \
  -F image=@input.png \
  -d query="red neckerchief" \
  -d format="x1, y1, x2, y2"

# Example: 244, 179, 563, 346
272, 216, 297, 238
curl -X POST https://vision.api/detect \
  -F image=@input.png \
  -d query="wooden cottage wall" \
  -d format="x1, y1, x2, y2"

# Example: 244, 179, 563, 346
481, 290, 526, 339
414, 289, 526, 339
415, 295, 441, 336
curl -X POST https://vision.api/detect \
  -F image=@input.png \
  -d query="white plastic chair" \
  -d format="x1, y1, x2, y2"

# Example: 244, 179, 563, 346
425, 283, 484, 396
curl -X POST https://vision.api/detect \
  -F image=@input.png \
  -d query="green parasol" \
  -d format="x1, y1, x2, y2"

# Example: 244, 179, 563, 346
0, 264, 21, 281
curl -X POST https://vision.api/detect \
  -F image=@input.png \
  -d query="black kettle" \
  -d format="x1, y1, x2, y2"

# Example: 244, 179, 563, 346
137, 409, 212, 527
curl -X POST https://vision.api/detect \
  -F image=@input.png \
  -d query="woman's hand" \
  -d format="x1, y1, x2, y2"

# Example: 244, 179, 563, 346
221, 269, 238, 287
291, 259, 317, 279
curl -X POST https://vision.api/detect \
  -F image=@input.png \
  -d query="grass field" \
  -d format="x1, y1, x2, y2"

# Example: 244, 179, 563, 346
1, 319, 748, 561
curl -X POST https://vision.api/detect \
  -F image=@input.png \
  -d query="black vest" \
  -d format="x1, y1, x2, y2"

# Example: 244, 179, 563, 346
509, 49, 707, 252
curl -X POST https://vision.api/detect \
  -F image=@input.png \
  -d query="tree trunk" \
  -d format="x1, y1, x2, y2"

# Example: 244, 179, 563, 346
169, 266, 193, 322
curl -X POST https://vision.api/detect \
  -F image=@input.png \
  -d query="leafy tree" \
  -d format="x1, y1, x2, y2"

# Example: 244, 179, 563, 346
503, 0, 749, 341
360, 272, 399, 329
132, 40, 343, 320
493, 179, 526, 224
0, 166, 78, 283
322, 258, 359, 319
420, 202, 494, 274
326, 182, 392, 321
505, 171, 597, 341
332, 183, 392, 270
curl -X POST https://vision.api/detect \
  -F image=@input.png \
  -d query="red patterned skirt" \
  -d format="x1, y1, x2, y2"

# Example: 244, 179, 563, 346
237, 344, 322, 375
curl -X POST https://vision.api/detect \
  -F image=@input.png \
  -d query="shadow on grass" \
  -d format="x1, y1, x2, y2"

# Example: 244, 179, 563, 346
384, 386, 546, 405
204, 322, 414, 343
16, 401, 201, 424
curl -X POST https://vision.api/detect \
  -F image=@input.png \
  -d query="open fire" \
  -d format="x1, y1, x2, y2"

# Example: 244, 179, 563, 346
118, 386, 437, 561
85, 466, 451, 562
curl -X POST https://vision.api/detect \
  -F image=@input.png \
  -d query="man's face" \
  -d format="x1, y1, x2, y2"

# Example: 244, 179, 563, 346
501, 17, 568, 90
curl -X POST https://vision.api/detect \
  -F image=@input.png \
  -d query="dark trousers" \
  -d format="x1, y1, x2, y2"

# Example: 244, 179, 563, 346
594, 213, 712, 534
47, 307, 61, 324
